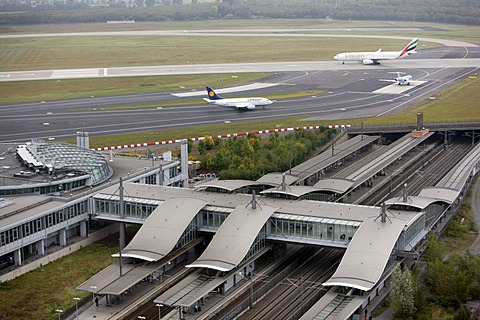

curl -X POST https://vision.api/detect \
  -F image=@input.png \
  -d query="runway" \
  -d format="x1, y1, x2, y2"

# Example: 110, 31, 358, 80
0, 64, 478, 143
1, 29, 479, 144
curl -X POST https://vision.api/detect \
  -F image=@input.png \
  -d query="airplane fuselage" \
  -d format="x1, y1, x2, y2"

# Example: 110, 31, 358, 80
334, 51, 403, 64
203, 97, 272, 110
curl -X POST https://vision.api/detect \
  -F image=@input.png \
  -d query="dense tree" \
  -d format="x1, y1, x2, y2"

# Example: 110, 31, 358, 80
390, 265, 417, 319
195, 128, 334, 180
0, 0, 478, 25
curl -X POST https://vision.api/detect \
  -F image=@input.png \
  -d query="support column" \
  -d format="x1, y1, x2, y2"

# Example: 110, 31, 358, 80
59, 229, 67, 246
180, 139, 189, 188
80, 220, 87, 237
36, 239, 45, 256
14, 248, 22, 266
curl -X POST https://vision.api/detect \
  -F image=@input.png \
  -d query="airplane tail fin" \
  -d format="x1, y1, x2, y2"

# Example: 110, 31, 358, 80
399, 38, 419, 58
206, 86, 223, 100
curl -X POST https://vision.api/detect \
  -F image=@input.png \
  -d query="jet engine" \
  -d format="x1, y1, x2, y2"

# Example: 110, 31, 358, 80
362, 59, 376, 65
246, 105, 256, 110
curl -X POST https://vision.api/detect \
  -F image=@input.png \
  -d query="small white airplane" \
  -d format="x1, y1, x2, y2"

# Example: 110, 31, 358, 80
381, 72, 413, 85
203, 86, 272, 110
393, 73, 413, 85
334, 38, 419, 65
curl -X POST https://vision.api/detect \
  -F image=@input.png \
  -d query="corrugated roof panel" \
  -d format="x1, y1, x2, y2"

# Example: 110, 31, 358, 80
323, 216, 406, 291
114, 197, 207, 261
186, 204, 276, 272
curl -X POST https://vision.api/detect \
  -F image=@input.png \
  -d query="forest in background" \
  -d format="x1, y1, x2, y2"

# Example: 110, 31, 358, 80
0, 0, 478, 25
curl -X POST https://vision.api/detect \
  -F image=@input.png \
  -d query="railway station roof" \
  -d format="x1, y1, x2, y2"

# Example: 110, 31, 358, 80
435, 142, 480, 191
256, 172, 298, 186
112, 197, 207, 261
323, 215, 409, 291
313, 178, 355, 194
154, 271, 226, 307
289, 134, 380, 183
418, 187, 459, 204
385, 194, 451, 209
97, 183, 383, 223
186, 204, 277, 272
324, 132, 434, 194
77, 262, 135, 294
194, 179, 270, 192
260, 185, 325, 198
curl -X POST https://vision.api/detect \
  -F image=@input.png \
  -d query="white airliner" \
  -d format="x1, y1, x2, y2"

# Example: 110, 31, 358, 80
203, 86, 273, 110
334, 38, 419, 65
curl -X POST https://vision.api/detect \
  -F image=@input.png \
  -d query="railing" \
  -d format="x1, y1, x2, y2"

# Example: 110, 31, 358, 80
347, 120, 480, 134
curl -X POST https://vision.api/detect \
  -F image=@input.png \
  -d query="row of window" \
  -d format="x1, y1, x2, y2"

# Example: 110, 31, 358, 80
94, 199, 157, 220
269, 218, 359, 243
0, 200, 88, 247
0, 179, 87, 196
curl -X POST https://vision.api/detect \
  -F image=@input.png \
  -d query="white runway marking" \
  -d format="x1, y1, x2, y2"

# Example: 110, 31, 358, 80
172, 82, 279, 97
373, 81, 427, 94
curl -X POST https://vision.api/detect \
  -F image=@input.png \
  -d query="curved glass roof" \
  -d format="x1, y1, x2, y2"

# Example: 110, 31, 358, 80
17, 141, 112, 185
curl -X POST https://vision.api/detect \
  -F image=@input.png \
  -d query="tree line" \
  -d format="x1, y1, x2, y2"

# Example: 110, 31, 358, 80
0, 0, 479, 26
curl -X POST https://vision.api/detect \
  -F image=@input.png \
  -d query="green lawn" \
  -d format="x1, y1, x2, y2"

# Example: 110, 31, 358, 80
0, 243, 117, 320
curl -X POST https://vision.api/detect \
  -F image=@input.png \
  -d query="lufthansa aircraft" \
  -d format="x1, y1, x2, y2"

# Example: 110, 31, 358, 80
203, 86, 273, 110
334, 38, 419, 65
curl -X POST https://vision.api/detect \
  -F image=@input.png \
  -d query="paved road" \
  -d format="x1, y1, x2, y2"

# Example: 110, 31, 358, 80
1, 58, 480, 82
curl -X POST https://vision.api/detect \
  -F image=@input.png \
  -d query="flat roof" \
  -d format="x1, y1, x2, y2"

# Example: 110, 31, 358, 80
77, 262, 135, 294
0, 195, 65, 229
154, 271, 226, 307
97, 184, 385, 223
98, 263, 160, 295
323, 215, 407, 291
113, 197, 207, 261
289, 135, 380, 182
186, 204, 277, 271
418, 187, 459, 204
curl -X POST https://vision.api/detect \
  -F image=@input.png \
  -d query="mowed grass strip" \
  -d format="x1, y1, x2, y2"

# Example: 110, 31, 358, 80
83, 76, 480, 149
1, 20, 479, 44
0, 73, 271, 104
0, 243, 117, 320
0, 35, 433, 71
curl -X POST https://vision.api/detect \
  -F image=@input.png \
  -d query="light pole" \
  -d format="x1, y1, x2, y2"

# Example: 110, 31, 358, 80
54, 309, 63, 320
90, 285, 97, 318
73, 297, 80, 320
156, 303, 163, 319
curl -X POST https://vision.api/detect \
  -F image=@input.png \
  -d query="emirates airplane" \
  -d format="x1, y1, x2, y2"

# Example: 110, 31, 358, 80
334, 38, 419, 65
203, 86, 273, 110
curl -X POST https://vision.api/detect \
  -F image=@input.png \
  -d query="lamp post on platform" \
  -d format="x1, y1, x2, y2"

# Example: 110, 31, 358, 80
73, 297, 80, 320
54, 309, 63, 320
156, 303, 164, 319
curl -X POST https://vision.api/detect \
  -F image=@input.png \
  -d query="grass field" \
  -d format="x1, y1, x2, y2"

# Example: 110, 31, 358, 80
0, 243, 117, 320
0, 73, 271, 104
0, 36, 435, 72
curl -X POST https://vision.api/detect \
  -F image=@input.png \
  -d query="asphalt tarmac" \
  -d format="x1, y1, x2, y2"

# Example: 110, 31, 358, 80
0, 44, 479, 144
